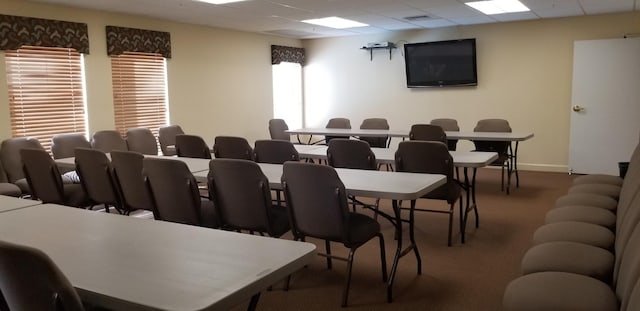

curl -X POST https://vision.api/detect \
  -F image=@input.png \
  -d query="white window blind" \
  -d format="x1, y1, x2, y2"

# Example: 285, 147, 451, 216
111, 52, 168, 138
5, 46, 87, 152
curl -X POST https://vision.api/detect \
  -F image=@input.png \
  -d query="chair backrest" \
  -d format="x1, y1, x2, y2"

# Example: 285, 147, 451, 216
0, 157, 9, 184
143, 157, 202, 225
268, 119, 290, 141
175, 134, 211, 159
0, 240, 84, 311
327, 139, 377, 170
359, 118, 390, 148
253, 139, 300, 164
0, 137, 44, 183
91, 130, 128, 153
325, 118, 352, 144
409, 124, 447, 144
111, 150, 153, 212
208, 159, 274, 234
74, 148, 121, 208
213, 136, 253, 160
473, 119, 512, 156
395, 141, 458, 202
51, 133, 91, 159
158, 125, 185, 156
430, 118, 460, 150
20, 148, 65, 204
282, 162, 349, 242
126, 128, 158, 155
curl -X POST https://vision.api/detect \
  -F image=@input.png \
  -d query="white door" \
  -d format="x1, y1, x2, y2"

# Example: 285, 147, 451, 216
569, 37, 640, 175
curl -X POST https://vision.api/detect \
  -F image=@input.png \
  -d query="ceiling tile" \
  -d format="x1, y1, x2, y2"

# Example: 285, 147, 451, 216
491, 11, 540, 22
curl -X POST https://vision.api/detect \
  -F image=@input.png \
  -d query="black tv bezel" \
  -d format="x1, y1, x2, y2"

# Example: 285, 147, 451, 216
403, 38, 478, 88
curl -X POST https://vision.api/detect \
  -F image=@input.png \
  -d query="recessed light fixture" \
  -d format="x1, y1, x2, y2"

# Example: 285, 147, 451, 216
465, 0, 530, 15
195, 0, 246, 4
301, 17, 368, 29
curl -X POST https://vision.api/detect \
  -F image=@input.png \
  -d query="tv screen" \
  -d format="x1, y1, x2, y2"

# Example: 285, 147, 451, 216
404, 39, 477, 88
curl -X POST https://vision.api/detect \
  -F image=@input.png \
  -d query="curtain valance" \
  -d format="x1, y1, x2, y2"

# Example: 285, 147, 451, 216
0, 14, 89, 53
271, 45, 305, 65
106, 26, 171, 58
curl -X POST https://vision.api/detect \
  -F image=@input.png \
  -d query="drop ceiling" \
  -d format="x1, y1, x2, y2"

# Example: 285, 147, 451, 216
29, 0, 640, 39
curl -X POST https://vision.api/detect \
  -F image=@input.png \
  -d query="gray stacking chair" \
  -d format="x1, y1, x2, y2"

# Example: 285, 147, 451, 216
158, 125, 184, 156
51, 133, 91, 159
0, 240, 84, 311
175, 134, 212, 159
143, 157, 217, 228
0, 137, 45, 194
253, 139, 299, 164
91, 130, 128, 153
409, 124, 448, 144
0, 159, 21, 197
268, 118, 291, 141
430, 118, 460, 151
213, 136, 253, 160
111, 150, 154, 216
208, 158, 290, 237
20, 148, 88, 208
395, 141, 463, 246
126, 128, 158, 155
324, 117, 351, 145
473, 118, 512, 193
74, 148, 123, 214
282, 161, 387, 307
359, 118, 390, 148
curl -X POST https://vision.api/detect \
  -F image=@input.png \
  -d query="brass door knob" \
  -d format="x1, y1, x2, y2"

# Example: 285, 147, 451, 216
572, 105, 585, 112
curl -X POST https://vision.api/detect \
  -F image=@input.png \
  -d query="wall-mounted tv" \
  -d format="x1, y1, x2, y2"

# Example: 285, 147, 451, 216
404, 38, 477, 88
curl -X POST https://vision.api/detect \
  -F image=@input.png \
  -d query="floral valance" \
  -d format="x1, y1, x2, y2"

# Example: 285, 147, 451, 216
106, 26, 171, 58
0, 14, 89, 53
271, 45, 305, 65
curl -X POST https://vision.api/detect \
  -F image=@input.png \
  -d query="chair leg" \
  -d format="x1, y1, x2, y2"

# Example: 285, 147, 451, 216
448, 203, 454, 247
501, 164, 505, 192
378, 232, 388, 282
325, 240, 332, 269
341, 249, 355, 307
374, 198, 380, 220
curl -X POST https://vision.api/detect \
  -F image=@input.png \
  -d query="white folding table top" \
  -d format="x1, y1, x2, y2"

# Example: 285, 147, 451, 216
0, 195, 41, 213
286, 128, 534, 142
55, 154, 212, 174
0, 204, 315, 311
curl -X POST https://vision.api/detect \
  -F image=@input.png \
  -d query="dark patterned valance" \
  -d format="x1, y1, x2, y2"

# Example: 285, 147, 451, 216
106, 26, 171, 58
0, 14, 89, 53
271, 45, 305, 65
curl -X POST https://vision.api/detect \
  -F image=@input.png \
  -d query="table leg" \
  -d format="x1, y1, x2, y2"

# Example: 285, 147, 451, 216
514, 141, 520, 187
461, 167, 480, 243
387, 199, 421, 303
247, 293, 261, 311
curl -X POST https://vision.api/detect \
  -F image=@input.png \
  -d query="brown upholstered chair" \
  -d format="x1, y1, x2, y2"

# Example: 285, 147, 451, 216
111, 150, 154, 216
324, 117, 351, 145
253, 139, 300, 164
51, 133, 91, 159
91, 130, 128, 153
74, 148, 123, 214
143, 157, 217, 228
473, 119, 512, 193
268, 118, 290, 141
213, 136, 253, 160
359, 118, 390, 148
20, 148, 88, 208
0, 159, 21, 197
430, 118, 460, 151
282, 161, 387, 307
395, 141, 463, 246
175, 134, 212, 159
126, 128, 158, 155
0, 137, 45, 194
158, 125, 184, 156
409, 124, 448, 144
0, 240, 84, 311
208, 158, 290, 237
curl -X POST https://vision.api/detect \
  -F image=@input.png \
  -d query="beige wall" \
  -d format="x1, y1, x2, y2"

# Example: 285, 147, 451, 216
0, 0, 300, 145
302, 12, 640, 172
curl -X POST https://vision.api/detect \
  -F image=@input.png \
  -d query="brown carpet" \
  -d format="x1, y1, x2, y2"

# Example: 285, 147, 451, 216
232, 168, 574, 311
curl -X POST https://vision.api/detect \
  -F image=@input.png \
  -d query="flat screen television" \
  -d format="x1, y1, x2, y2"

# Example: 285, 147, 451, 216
404, 38, 477, 88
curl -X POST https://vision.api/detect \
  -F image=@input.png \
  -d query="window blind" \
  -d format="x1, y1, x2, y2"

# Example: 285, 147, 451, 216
5, 46, 87, 152
111, 52, 167, 138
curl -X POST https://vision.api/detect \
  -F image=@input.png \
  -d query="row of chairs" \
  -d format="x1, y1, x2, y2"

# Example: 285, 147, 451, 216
503, 141, 640, 310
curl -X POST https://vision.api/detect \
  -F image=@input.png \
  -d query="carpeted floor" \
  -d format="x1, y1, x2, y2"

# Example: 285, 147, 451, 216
231, 168, 574, 311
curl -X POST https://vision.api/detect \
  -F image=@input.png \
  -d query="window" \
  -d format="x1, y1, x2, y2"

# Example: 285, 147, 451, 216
111, 52, 168, 139
272, 62, 303, 129
5, 46, 88, 152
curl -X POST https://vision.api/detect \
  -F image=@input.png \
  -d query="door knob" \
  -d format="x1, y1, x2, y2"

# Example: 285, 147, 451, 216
572, 105, 585, 112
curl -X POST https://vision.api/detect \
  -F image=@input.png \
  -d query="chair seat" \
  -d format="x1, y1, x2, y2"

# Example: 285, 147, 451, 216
568, 183, 621, 200
14, 178, 30, 194
555, 193, 618, 211
423, 182, 462, 203
345, 212, 381, 248
268, 205, 291, 238
62, 184, 89, 208
200, 200, 219, 229
545, 205, 616, 229
532, 221, 614, 250
503, 272, 617, 311
521, 241, 614, 282
573, 174, 623, 186
0, 183, 21, 197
